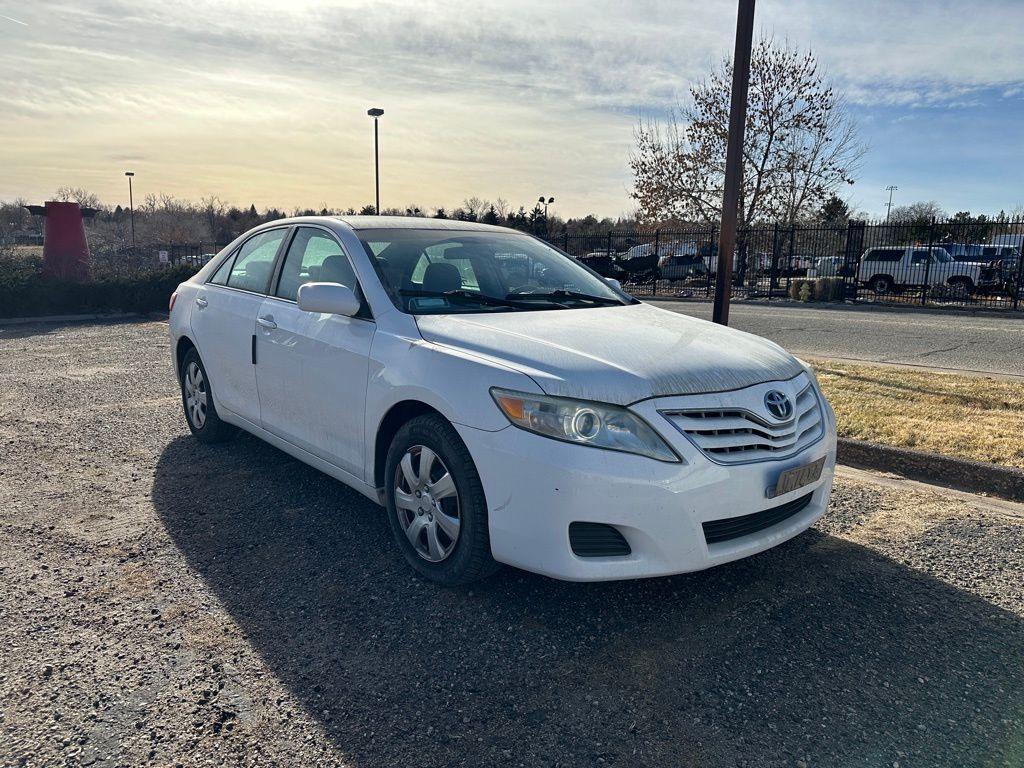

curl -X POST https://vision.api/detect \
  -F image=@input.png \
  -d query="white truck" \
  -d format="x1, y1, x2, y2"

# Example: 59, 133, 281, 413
857, 246, 989, 295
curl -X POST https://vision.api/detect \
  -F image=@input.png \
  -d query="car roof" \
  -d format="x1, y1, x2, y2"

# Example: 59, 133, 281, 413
330, 215, 517, 233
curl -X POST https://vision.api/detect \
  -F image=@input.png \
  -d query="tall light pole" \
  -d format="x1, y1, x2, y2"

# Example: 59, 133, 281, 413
538, 196, 554, 219
712, 0, 756, 326
884, 185, 898, 223
124, 171, 136, 251
367, 108, 384, 214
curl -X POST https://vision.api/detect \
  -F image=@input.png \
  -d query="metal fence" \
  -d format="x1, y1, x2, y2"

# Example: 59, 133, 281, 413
551, 217, 1024, 311
142, 218, 1024, 313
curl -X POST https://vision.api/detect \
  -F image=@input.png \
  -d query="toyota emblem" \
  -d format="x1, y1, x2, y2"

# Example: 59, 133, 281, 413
764, 390, 792, 420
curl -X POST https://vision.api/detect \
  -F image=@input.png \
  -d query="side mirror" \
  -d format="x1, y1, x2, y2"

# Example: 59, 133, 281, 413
605, 277, 623, 292
297, 282, 360, 317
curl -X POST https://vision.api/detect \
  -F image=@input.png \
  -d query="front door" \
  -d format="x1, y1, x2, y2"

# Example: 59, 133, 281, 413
190, 227, 289, 424
254, 226, 375, 479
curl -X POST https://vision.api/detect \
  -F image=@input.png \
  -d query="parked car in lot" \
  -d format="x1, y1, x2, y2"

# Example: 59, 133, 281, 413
169, 217, 837, 585
658, 253, 708, 282
857, 246, 989, 295
936, 243, 1020, 264
776, 254, 815, 276
810, 256, 855, 278
576, 250, 623, 279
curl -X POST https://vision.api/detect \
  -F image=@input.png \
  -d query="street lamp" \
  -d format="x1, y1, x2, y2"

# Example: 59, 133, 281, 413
538, 196, 554, 218
124, 171, 136, 251
367, 108, 384, 215
884, 185, 898, 223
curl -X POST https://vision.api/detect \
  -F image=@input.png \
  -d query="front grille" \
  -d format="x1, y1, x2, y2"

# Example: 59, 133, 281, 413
569, 522, 631, 557
663, 381, 823, 464
702, 493, 814, 545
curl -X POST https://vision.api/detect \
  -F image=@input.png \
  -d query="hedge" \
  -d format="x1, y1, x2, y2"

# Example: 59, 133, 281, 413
0, 262, 199, 319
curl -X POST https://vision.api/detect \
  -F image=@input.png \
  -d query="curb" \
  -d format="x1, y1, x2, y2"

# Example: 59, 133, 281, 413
837, 438, 1024, 503
642, 295, 1024, 318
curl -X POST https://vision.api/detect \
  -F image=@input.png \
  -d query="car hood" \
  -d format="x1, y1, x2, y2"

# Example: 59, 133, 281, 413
414, 303, 803, 405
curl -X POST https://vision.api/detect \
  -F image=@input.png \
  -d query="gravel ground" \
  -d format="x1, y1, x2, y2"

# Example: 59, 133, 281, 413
1, 318, 1022, 768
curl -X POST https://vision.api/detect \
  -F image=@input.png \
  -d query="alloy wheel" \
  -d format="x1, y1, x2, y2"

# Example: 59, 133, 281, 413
183, 361, 208, 429
393, 445, 461, 562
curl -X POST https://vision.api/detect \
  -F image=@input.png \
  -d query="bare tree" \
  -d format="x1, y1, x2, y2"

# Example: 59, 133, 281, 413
462, 197, 488, 220
889, 201, 946, 224
630, 37, 864, 226
54, 187, 103, 209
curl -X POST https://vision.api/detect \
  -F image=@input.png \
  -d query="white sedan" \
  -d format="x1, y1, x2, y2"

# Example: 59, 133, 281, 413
168, 216, 836, 585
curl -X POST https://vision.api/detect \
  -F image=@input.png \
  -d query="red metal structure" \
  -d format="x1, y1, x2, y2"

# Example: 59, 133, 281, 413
24, 201, 96, 281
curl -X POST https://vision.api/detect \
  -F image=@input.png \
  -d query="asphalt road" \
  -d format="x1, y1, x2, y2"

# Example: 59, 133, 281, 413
1, 319, 1023, 767
648, 301, 1024, 377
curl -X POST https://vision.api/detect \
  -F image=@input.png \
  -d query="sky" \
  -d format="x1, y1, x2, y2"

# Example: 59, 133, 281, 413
1, 0, 1023, 219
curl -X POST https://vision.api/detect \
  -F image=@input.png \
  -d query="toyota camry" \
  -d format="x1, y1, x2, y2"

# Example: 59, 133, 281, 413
168, 216, 836, 585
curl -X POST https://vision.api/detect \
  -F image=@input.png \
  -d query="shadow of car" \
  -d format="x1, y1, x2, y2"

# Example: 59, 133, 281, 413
152, 433, 1024, 767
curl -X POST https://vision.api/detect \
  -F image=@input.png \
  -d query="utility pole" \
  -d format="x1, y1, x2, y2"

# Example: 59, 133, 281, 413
367, 108, 384, 214
712, 0, 756, 326
124, 171, 136, 251
884, 185, 898, 223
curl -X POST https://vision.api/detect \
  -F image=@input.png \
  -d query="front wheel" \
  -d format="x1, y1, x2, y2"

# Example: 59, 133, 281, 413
384, 414, 499, 586
947, 277, 974, 296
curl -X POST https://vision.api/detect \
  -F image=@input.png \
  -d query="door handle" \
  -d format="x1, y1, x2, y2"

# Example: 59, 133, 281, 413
195, 297, 208, 308
257, 316, 277, 330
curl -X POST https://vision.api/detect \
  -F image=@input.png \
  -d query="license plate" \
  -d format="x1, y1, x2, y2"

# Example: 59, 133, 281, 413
767, 456, 826, 498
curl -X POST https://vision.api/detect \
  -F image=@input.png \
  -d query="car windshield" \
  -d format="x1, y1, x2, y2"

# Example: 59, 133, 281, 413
358, 228, 633, 314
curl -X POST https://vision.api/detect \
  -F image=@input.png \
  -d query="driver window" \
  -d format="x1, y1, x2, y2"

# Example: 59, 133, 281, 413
276, 228, 357, 302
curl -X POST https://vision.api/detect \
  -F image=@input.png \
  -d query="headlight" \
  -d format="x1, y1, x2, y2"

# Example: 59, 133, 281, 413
490, 388, 680, 462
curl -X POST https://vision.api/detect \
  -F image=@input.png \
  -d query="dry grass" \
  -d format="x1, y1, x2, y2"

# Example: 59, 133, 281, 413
0, 245, 42, 261
812, 360, 1024, 469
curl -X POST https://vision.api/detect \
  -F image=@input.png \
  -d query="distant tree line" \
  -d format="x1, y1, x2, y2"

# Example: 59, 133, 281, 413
0, 189, 645, 251
2, 188, 1019, 260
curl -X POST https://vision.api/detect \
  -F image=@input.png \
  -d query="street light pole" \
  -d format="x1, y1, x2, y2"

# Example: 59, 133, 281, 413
884, 185, 898, 223
712, 0, 756, 327
537, 196, 554, 235
124, 171, 136, 251
367, 108, 384, 214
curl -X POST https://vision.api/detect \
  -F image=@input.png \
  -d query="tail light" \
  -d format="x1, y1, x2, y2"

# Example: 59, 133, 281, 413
169, 291, 178, 312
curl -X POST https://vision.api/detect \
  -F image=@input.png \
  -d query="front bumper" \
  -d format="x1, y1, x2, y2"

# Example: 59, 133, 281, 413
456, 381, 837, 582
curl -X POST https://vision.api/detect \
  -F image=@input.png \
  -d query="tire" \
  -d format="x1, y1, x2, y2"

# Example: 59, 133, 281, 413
179, 348, 236, 444
947, 277, 974, 296
384, 414, 499, 586
869, 275, 893, 295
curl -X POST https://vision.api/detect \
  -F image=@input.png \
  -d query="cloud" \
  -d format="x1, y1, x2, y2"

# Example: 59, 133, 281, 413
1, 0, 1022, 215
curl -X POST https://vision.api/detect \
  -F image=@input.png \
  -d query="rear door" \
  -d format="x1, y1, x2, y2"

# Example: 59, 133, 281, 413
190, 227, 289, 424
254, 226, 375, 479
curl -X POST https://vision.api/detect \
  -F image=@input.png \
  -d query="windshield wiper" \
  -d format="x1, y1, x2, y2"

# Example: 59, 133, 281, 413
505, 289, 624, 305
399, 289, 532, 309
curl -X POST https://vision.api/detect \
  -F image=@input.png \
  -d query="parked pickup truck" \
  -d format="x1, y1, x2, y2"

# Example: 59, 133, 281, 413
857, 246, 991, 295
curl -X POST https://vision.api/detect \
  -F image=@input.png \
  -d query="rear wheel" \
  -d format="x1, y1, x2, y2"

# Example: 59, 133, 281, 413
869, 275, 893, 295
384, 414, 499, 585
180, 348, 235, 443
